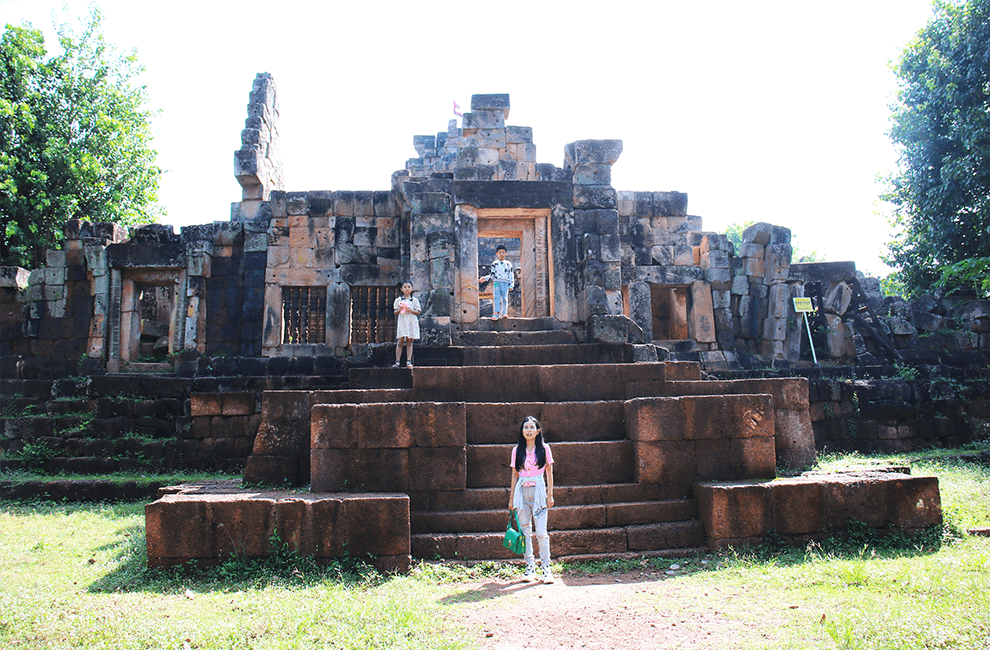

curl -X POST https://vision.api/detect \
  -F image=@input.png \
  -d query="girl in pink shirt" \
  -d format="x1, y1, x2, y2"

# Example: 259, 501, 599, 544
508, 416, 556, 583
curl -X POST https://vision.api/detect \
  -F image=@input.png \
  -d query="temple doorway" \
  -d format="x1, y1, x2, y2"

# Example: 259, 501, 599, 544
476, 209, 550, 318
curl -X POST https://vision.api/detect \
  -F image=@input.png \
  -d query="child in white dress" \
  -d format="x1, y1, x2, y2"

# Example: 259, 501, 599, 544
393, 280, 421, 367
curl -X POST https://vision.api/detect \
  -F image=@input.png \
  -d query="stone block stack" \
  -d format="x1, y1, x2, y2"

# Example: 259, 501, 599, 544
697, 232, 736, 357
727, 222, 802, 361
260, 189, 402, 355
7, 220, 126, 361
233, 72, 285, 220
884, 295, 988, 359
408, 192, 454, 344
562, 140, 625, 322
617, 190, 724, 355
0, 267, 29, 356
616, 190, 694, 268
146, 488, 411, 573
405, 94, 545, 181
694, 470, 941, 548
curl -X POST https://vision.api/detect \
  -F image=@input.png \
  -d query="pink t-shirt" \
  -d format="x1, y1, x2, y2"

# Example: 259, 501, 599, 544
510, 443, 554, 478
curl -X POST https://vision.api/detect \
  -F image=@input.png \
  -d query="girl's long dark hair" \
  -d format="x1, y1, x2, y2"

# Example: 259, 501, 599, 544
514, 416, 546, 471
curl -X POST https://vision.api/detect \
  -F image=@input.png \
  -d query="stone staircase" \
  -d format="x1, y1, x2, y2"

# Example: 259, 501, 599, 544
409, 396, 706, 561
403, 359, 708, 561
0, 374, 191, 474
452, 316, 580, 347
249, 350, 769, 562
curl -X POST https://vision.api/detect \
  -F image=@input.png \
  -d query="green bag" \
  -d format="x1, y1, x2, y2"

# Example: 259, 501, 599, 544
503, 509, 526, 555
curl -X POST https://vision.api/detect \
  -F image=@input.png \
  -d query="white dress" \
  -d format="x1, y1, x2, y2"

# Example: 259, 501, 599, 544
394, 296, 421, 339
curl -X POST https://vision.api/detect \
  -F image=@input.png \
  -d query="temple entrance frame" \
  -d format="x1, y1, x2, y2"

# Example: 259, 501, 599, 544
454, 206, 552, 323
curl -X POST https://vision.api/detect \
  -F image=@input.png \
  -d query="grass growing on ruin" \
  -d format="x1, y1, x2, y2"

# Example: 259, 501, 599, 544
0, 447, 988, 650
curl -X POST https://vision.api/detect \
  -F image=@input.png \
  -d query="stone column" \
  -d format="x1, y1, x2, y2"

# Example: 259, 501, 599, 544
563, 139, 624, 321
627, 281, 653, 341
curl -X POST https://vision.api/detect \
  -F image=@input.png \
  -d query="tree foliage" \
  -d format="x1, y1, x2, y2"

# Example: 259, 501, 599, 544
0, 8, 162, 269
883, 0, 990, 297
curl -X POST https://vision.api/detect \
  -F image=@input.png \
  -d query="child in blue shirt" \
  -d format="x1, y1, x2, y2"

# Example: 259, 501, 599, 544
479, 245, 514, 320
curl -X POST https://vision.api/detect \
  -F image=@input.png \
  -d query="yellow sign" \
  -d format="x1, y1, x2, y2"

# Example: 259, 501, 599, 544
792, 297, 815, 313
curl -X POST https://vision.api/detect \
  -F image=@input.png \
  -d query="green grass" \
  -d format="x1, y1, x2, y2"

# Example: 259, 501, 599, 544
0, 502, 475, 649
0, 447, 988, 649
0, 470, 240, 486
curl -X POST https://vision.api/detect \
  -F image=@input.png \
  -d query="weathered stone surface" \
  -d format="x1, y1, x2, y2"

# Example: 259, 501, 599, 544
823, 281, 852, 315
587, 314, 645, 344
146, 488, 409, 573
770, 480, 823, 534
688, 281, 716, 343
571, 163, 612, 186
689, 472, 939, 545
470, 93, 510, 117
505, 125, 532, 143
652, 192, 688, 217
311, 402, 466, 450
694, 482, 771, 540
573, 185, 617, 210
564, 140, 623, 167
788, 261, 857, 283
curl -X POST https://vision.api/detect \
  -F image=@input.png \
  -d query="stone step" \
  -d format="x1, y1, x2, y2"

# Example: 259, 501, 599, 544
455, 330, 579, 347
41, 455, 176, 474
456, 343, 633, 366
3, 415, 178, 439
0, 397, 41, 415
416, 484, 692, 512
407, 343, 634, 367
463, 401, 626, 444
305, 397, 627, 444
0, 379, 56, 399
468, 441, 635, 487
349, 363, 697, 402
411, 520, 707, 561
93, 397, 184, 419
411, 499, 699, 534
653, 340, 703, 353
460, 317, 564, 333
0, 479, 166, 502
87, 375, 193, 399
46, 399, 93, 416
117, 362, 174, 375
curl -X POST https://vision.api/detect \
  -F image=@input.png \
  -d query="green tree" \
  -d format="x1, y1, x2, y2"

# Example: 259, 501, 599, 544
0, 8, 162, 269
722, 220, 755, 252
883, 0, 990, 297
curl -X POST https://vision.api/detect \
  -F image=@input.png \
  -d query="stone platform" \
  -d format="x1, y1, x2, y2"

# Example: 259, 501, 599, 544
144, 468, 943, 571
695, 469, 942, 548
144, 358, 944, 570
145, 482, 410, 573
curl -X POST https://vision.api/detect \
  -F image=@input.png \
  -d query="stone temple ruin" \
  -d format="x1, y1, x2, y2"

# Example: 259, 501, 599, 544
2, 73, 986, 571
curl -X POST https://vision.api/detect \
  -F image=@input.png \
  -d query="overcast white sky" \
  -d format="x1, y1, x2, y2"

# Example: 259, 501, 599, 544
2, 0, 936, 276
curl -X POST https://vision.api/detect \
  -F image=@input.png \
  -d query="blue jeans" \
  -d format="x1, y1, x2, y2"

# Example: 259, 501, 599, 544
493, 281, 509, 317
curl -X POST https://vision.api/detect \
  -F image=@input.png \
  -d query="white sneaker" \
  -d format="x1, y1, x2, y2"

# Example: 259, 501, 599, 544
522, 567, 537, 582
541, 568, 555, 584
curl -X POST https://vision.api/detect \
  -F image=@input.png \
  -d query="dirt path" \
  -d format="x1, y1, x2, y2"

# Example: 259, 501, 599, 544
442, 570, 783, 650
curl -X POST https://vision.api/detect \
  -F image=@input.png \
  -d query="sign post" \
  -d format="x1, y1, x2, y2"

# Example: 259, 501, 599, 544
792, 297, 818, 365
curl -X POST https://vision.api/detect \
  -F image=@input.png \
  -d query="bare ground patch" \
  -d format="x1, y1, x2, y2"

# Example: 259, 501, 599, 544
441, 570, 811, 649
